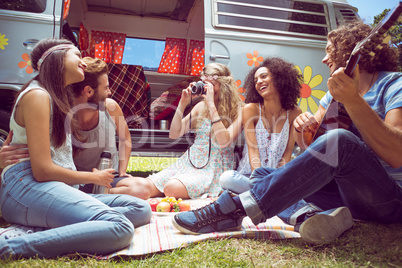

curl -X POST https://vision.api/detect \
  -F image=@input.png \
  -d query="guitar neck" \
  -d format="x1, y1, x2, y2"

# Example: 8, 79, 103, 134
344, 54, 361, 77
344, 1, 402, 77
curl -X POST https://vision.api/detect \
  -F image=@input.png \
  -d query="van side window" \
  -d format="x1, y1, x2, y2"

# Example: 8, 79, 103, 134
334, 6, 359, 27
0, 0, 46, 13
213, 0, 330, 39
122, 37, 165, 71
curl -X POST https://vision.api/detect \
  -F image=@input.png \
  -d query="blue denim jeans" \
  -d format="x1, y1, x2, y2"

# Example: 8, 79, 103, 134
0, 161, 152, 259
239, 129, 402, 226
219, 170, 252, 194
220, 168, 322, 226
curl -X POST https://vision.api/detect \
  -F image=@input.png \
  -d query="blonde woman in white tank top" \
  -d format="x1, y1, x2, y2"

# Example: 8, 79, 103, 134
0, 39, 151, 259
220, 57, 302, 194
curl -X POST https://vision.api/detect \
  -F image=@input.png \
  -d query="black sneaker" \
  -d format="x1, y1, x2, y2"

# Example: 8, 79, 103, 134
299, 206, 354, 244
172, 191, 245, 234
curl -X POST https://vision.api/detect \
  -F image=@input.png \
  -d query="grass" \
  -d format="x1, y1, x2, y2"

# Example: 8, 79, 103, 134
1, 157, 401, 266
0, 217, 400, 267
127, 157, 178, 172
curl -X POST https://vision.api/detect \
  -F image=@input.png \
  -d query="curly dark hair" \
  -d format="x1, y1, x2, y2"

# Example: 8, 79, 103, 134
328, 20, 398, 73
244, 57, 302, 110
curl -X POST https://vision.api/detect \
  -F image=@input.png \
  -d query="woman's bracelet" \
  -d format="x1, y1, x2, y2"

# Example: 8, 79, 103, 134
211, 118, 222, 125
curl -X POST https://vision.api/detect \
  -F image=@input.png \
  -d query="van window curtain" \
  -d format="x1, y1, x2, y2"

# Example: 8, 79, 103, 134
63, 0, 71, 20
79, 23, 90, 57
157, 38, 187, 74
91, 31, 126, 64
185, 40, 204, 76
78, 25, 126, 64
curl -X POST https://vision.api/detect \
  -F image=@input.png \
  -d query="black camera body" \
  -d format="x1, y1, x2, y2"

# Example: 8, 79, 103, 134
191, 81, 206, 95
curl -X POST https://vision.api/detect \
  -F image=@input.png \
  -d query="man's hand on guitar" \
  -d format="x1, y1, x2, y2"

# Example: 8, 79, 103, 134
328, 65, 361, 107
294, 112, 320, 133
293, 112, 320, 149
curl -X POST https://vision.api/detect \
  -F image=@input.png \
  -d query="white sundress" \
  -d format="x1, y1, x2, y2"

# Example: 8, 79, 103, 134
237, 103, 289, 175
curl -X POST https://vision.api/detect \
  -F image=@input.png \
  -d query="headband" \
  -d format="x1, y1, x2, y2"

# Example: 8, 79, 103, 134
201, 74, 219, 81
37, 44, 76, 72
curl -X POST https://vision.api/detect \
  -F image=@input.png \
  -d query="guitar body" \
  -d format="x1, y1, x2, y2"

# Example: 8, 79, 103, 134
309, 1, 402, 144
312, 100, 352, 142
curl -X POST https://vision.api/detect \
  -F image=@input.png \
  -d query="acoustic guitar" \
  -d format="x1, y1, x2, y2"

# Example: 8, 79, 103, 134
308, 1, 402, 144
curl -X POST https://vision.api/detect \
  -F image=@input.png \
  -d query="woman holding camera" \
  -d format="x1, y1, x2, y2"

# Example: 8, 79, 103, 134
118, 63, 243, 200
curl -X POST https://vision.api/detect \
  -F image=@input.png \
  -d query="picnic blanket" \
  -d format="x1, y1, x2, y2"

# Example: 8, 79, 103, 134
107, 64, 150, 129
2, 199, 300, 258
102, 198, 300, 259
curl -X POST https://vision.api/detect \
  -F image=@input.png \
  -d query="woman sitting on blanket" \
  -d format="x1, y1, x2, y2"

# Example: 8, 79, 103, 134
0, 38, 151, 259
219, 57, 302, 194
111, 63, 243, 199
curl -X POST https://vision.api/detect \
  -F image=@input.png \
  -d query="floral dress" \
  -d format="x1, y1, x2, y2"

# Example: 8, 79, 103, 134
149, 118, 235, 198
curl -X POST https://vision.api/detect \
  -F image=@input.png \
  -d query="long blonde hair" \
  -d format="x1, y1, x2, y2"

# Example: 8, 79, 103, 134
198, 63, 242, 129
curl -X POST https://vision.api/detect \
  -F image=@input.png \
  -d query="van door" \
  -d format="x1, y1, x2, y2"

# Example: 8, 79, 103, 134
0, 0, 63, 86
204, 0, 357, 114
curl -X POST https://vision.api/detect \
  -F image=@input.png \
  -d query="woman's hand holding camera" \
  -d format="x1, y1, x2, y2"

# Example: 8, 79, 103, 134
179, 84, 195, 107
203, 81, 216, 109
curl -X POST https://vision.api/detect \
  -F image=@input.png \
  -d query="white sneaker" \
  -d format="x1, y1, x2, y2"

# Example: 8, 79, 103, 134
0, 224, 44, 240
299, 207, 354, 244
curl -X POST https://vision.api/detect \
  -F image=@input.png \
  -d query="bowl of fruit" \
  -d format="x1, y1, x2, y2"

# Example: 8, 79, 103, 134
148, 196, 191, 216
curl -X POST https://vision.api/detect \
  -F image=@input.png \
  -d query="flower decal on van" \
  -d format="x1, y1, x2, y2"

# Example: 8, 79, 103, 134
246, 51, 263, 67
236, 79, 246, 101
295, 65, 326, 113
18, 53, 34, 74
0, 33, 9, 50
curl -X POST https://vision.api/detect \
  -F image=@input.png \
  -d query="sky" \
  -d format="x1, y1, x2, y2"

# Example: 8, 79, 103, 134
347, 0, 400, 23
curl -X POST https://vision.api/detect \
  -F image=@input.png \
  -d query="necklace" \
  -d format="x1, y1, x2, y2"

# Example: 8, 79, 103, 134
364, 72, 376, 95
369, 72, 376, 89
262, 104, 283, 128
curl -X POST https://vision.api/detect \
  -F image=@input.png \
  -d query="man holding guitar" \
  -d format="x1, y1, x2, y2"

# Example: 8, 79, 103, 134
173, 17, 402, 244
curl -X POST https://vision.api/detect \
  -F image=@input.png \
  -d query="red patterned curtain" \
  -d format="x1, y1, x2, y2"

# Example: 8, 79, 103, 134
157, 38, 187, 74
91, 31, 126, 64
78, 24, 126, 64
79, 23, 90, 57
63, 0, 70, 20
185, 40, 204, 76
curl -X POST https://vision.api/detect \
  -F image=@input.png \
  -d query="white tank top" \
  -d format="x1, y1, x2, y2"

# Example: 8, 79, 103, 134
237, 103, 289, 174
2, 80, 76, 177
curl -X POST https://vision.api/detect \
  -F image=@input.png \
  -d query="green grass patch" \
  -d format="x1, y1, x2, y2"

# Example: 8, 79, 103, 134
127, 157, 178, 172
0, 221, 401, 267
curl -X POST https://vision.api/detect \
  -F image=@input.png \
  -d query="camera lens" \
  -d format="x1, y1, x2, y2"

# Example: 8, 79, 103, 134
191, 81, 206, 95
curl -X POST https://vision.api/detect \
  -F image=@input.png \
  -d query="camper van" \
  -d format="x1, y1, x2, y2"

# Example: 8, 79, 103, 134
0, 0, 358, 155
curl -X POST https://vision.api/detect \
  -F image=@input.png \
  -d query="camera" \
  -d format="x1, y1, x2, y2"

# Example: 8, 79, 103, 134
191, 81, 206, 95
